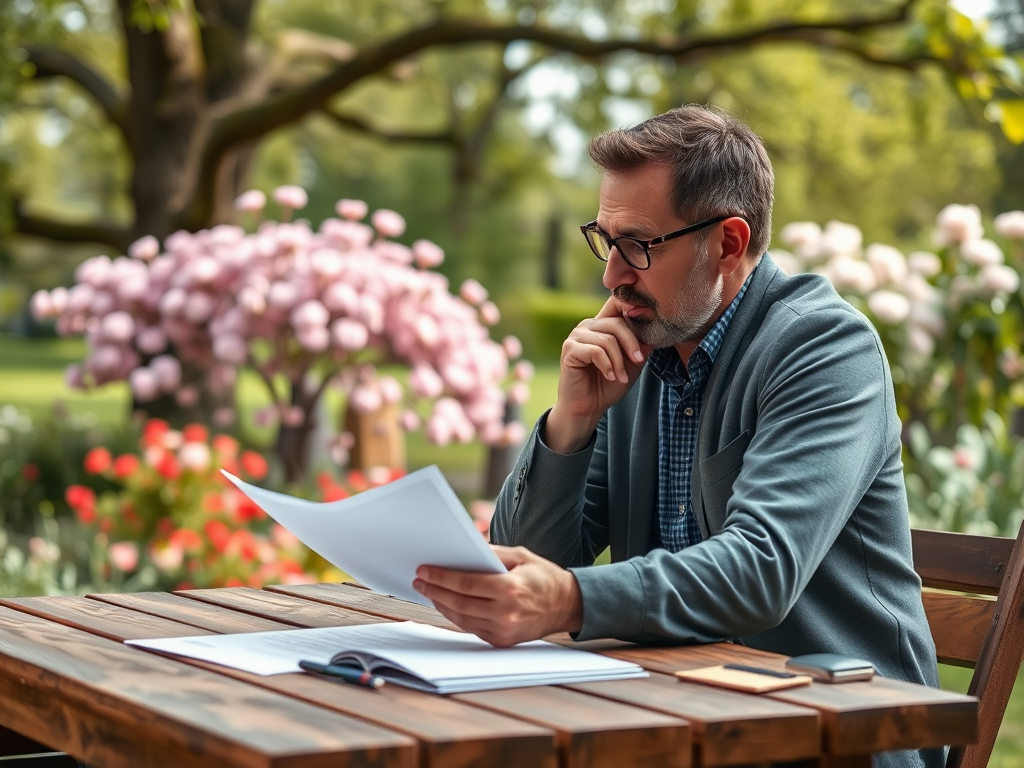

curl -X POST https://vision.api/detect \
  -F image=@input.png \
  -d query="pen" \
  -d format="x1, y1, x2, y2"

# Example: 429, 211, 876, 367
723, 663, 801, 679
299, 660, 386, 689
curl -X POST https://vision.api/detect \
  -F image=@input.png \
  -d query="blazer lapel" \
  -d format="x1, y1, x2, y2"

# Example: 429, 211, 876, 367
626, 366, 661, 558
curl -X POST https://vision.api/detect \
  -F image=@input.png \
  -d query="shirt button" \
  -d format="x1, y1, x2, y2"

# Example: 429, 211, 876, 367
684, 407, 694, 417
678, 503, 687, 515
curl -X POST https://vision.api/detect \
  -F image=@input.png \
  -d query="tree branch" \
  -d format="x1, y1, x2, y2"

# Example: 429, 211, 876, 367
22, 44, 130, 136
180, 0, 941, 228
14, 202, 133, 252
320, 109, 462, 145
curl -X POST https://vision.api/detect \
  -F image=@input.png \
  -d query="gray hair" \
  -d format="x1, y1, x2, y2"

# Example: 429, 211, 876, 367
587, 104, 774, 258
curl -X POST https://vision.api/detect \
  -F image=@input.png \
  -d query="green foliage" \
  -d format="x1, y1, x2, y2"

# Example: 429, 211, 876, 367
519, 289, 605, 361
905, 413, 1024, 536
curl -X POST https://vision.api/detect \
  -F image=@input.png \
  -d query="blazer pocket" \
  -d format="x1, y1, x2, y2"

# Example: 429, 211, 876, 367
699, 430, 751, 534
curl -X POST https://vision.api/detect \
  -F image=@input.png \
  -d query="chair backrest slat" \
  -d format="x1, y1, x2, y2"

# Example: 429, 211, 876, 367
912, 526, 1024, 768
912, 529, 1014, 595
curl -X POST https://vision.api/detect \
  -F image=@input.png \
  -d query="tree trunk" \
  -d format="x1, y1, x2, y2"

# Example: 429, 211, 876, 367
274, 386, 317, 485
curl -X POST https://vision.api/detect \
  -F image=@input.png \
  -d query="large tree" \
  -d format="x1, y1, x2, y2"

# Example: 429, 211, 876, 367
7, 0, 1022, 253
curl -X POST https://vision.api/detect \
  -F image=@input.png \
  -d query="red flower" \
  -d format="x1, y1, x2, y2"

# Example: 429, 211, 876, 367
83, 447, 112, 475
202, 492, 225, 513
156, 454, 180, 480
142, 418, 170, 448
183, 423, 208, 444
227, 530, 258, 562
21, 463, 40, 482
224, 577, 244, 588
204, 520, 232, 553
170, 528, 204, 553
156, 517, 175, 536
175, 581, 195, 591
113, 454, 140, 478
240, 450, 268, 480
347, 469, 369, 492
65, 485, 96, 510
212, 434, 239, 458
322, 485, 349, 503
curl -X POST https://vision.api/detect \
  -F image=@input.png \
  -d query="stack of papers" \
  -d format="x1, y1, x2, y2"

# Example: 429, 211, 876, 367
127, 621, 648, 693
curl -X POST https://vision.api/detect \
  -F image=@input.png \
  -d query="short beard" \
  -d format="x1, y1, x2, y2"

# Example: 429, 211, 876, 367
615, 240, 723, 348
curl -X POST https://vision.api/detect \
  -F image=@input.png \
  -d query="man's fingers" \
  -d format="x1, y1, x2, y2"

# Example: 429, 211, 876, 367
491, 545, 532, 569
416, 566, 501, 599
564, 331, 627, 382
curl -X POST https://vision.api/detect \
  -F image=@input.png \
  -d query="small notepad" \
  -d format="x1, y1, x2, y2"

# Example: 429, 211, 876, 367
675, 665, 813, 693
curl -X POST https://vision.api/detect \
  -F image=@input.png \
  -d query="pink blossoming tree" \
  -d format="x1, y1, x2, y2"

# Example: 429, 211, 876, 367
32, 187, 532, 482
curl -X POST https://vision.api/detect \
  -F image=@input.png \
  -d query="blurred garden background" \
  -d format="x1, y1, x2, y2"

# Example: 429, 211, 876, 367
3, 0, 1024, 762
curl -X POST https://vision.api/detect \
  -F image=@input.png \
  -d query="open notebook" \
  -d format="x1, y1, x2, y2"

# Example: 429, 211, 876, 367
127, 621, 648, 694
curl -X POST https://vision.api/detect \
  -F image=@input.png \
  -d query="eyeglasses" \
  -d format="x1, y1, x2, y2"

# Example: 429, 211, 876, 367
580, 215, 729, 270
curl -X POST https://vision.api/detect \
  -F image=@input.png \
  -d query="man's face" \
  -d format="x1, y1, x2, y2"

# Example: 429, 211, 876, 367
597, 163, 723, 349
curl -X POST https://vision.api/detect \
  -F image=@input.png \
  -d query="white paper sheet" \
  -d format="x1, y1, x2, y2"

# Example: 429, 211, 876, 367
220, 465, 505, 606
126, 621, 648, 692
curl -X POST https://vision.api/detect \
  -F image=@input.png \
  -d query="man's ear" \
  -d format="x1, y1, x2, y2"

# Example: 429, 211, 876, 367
718, 217, 751, 276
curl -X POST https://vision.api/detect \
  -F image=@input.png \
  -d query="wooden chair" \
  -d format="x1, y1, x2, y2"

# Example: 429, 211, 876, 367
912, 524, 1024, 768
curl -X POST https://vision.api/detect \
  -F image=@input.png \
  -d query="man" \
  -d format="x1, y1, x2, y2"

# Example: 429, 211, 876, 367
414, 105, 940, 767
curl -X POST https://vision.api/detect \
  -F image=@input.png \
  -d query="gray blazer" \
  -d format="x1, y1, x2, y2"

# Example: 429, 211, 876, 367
492, 256, 939, 691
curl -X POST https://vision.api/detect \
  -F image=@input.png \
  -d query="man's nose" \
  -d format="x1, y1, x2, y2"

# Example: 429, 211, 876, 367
602, 246, 638, 291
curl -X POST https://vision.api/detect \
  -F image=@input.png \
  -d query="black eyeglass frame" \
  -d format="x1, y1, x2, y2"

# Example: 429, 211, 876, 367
580, 214, 731, 270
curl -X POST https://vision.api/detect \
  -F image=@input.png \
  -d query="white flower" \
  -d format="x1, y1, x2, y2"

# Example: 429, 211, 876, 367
907, 326, 935, 357
935, 204, 983, 245
994, 210, 1024, 240
825, 257, 876, 294
977, 264, 1020, 296
820, 221, 863, 257
865, 243, 907, 287
867, 290, 911, 324
234, 190, 266, 212
768, 249, 802, 276
778, 222, 823, 260
961, 238, 1004, 267
907, 251, 942, 278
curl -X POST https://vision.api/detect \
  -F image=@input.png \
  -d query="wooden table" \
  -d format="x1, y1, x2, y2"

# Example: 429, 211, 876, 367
0, 583, 977, 768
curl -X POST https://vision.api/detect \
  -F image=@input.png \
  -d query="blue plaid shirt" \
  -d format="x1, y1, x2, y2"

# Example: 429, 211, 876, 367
649, 270, 754, 552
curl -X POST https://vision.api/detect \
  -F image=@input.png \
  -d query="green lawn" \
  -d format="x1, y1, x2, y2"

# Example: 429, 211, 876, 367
2, 334, 1022, 764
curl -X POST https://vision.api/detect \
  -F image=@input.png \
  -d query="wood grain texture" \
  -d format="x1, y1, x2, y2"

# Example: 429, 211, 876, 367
921, 591, 994, 667
14, 594, 557, 768
176, 587, 391, 627
912, 529, 1013, 595
954, 524, 1024, 768
769, 676, 977, 755
265, 583, 458, 629
454, 684, 691, 768
566, 672, 820, 766
0, 605, 416, 768
89, 592, 293, 633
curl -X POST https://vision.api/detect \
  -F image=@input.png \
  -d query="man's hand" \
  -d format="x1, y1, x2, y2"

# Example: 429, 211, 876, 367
413, 545, 583, 647
545, 296, 652, 453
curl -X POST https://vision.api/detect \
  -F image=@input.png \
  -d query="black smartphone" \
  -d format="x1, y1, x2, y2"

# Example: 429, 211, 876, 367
784, 653, 875, 683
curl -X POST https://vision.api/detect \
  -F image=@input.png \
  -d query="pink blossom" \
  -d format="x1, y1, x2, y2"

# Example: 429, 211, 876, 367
150, 355, 182, 391
213, 335, 248, 365
336, 199, 369, 221
129, 235, 160, 261
371, 209, 406, 238
820, 221, 862, 257
49, 286, 68, 313
908, 251, 942, 278
961, 239, 1004, 267
410, 365, 445, 398
331, 318, 369, 351
953, 447, 976, 470
90, 291, 116, 317
935, 204, 983, 245
183, 292, 215, 323
108, 541, 139, 572
189, 257, 221, 286
65, 364, 84, 389
460, 278, 489, 305
67, 283, 94, 313
76, 255, 113, 288
310, 248, 345, 279
272, 185, 308, 210
179, 442, 211, 472
994, 210, 1024, 240
235, 189, 267, 212
425, 415, 453, 446
129, 367, 160, 401
479, 421, 505, 444
238, 286, 267, 316
412, 239, 444, 269
865, 244, 907, 287
907, 327, 935, 357
479, 301, 501, 326
824, 257, 876, 294
375, 241, 413, 264
297, 324, 330, 352
254, 406, 278, 427
502, 335, 523, 360
176, 387, 199, 408
282, 405, 305, 426
213, 407, 236, 427
91, 344, 122, 373
101, 311, 135, 342
508, 381, 530, 405
379, 376, 403, 404
291, 300, 329, 329
978, 264, 1020, 296
502, 421, 527, 447
350, 385, 383, 413
778, 222, 823, 261
513, 360, 535, 381
159, 287, 187, 316
268, 281, 300, 311
31, 290, 53, 319
866, 290, 911, 324
414, 314, 441, 347
322, 282, 358, 314
400, 409, 421, 431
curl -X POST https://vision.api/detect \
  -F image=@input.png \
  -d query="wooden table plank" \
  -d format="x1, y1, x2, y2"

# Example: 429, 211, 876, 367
266, 583, 457, 628
565, 673, 820, 766
176, 587, 392, 628
0, 605, 416, 768
11, 595, 559, 768
90, 592, 294, 634
454, 685, 691, 768
607, 644, 977, 755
